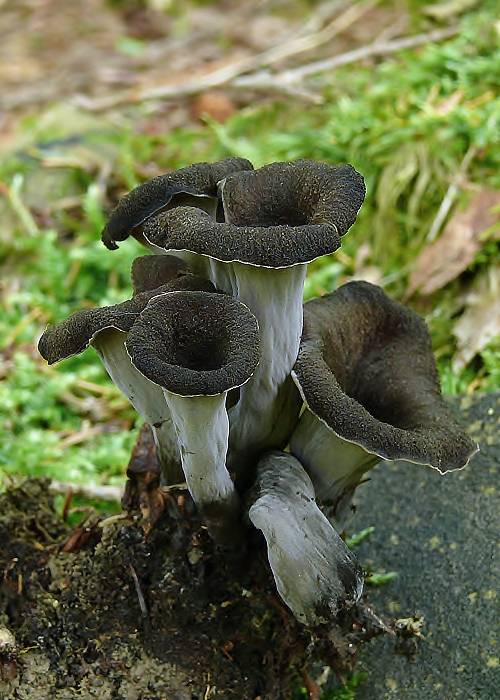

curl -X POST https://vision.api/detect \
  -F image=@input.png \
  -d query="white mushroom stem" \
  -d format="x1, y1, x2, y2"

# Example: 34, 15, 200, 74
289, 409, 379, 526
92, 329, 182, 483
208, 261, 305, 471
162, 391, 242, 544
248, 451, 363, 625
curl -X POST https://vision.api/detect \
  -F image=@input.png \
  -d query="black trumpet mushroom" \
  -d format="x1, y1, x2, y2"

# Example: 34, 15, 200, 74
130, 253, 190, 295
142, 160, 366, 473
38, 268, 214, 485
289, 281, 479, 524
37, 157, 476, 629
126, 290, 260, 545
101, 156, 253, 251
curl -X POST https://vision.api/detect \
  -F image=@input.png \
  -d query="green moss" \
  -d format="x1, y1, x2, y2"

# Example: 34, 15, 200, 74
1, 0, 498, 486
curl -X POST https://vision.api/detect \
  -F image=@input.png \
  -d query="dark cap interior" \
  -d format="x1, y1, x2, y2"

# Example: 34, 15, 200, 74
293, 281, 477, 472
38, 274, 215, 364
142, 160, 365, 268
222, 160, 365, 235
126, 291, 260, 396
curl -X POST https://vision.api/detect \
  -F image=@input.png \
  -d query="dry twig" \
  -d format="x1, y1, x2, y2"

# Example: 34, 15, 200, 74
234, 25, 458, 89
50, 480, 123, 502
242, 0, 378, 71
76, 0, 372, 111
129, 563, 148, 619
426, 145, 477, 241
58, 424, 108, 449
77, 9, 457, 112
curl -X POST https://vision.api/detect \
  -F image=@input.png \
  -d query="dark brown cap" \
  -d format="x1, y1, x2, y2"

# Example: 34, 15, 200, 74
126, 291, 260, 397
143, 160, 365, 268
101, 157, 253, 250
131, 254, 189, 295
292, 281, 478, 473
38, 274, 214, 364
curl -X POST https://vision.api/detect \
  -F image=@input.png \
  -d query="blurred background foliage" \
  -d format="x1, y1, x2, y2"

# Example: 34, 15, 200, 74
0, 0, 499, 491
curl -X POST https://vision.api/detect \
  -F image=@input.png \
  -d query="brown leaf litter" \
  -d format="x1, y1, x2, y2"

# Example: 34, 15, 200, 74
408, 188, 500, 297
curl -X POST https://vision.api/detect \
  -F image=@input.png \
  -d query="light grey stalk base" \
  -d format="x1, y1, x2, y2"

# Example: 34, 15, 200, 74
164, 391, 242, 545
248, 451, 363, 625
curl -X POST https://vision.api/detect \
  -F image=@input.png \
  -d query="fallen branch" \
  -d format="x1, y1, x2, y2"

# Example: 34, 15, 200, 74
426, 144, 477, 242
58, 424, 108, 449
234, 25, 459, 88
50, 479, 123, 502
242, 0, 377, 72
77, 12, 458, 112
50, 479, 188, 503
76, 0, 373, 111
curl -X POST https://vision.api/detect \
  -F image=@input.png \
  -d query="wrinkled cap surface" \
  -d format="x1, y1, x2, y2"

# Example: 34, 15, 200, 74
126, 291, 260, 397
143, 159, 365, 268
38, 274, 215, 364
292, 281, 477, 473
101, 157, 253, 249
131, 254, 189, 295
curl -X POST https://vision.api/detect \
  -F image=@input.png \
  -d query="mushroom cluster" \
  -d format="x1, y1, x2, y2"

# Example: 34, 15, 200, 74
39, 157, 477, 626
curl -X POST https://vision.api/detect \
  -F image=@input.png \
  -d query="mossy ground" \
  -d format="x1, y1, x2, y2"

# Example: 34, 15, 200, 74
1, 0, 498, 492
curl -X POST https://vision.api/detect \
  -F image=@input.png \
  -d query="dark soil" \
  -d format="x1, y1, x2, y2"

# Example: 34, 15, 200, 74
2, 394, 495, 699
0, 468, 394, 700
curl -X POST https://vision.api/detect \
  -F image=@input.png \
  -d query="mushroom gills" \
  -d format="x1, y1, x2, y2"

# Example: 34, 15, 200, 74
248, 451, 363, 626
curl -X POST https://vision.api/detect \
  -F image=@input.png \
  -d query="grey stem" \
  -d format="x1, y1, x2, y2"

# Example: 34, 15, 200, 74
209, 261, 304, 472
163, 391, 242, 545
289, 408, 379, 527
247, 451, 363, 625
92, 329, 182, 484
